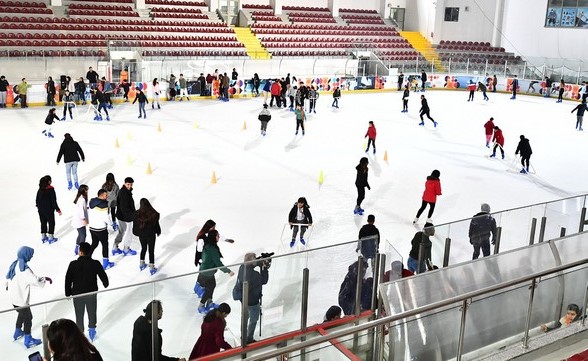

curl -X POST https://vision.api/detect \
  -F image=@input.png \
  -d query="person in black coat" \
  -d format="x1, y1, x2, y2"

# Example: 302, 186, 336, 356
56, 133, 85, 190
571, 100, 587, 131
397, 72, 404, 91
515, 135, 533, 174
233, 253, 269, 342
419, 95, 436, 127
43, 108, 60, 138
0, 75, 9, 108
133, 198, 161, 275
354, 157, 370, 215
36, 175, 61, 243
114, 177, 136, 255
338, 259, 368, 315
468, 204, 497, 259
401, 85, 409, 112
46, 76, 56, 106
288, 197, 313, 247
133, 88, 149, 119
74, 77, 87, 105
46, 318, 103, 361
64, 242, 109, 340
197, 73, 206, 96
358, 214, 380, 269
510, 75, 519, 99
252, 73, 260, 96
407, 223, 434, 273
131, 300, 184, 361
86, 66, 99, 87
421, 70, 427, 91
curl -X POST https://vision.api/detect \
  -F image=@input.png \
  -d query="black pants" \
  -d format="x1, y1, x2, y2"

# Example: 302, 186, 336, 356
289, 95, 294, 108
582, 93, 588, 102
512, 89, 517, 98
21, 94, 27, 107
14, 305, 32, 334
309, 99, 316, 112
104, 93, 112, 105
472, 240, 491, 259
356, 185, 365, 207
254, 84, 260, 95
110, 206, 116, 223
296, 118, 305, 132
197, 272, 216, 305
73, 294, 97, 331
521, 155, 530, 169
558, 89, 564, 101
468, 91, 474, 101
76, 227, 86, 245
493, 143, 504, 157
46, 93, 55, 106
270, 94, 281, 107
482, 90, 488, 100
416, 200, 436, 218
366, 138, 375, 152
39, 211, 55, 234
420, 109, 435, 122
403, 99, 408, 111
140, 235, 156, 264
291, 224, 308, 240
90, 229, 109, 258
63, 105, 73, 118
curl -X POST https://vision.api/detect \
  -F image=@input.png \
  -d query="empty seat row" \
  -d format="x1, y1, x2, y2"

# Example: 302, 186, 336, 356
0, 49, 107, 57
339, 8, 378, 14
150, 6, 202, 13
346, 19, 385, 25
69, 3, 132, 10
439, 40, 491, 47
254, 15, 282, 22
72, 0, 133, 3
340, 14, 382, 20
0, 38, 243, 48
253, 29, 396, 36
282, 6, 329, 12
143, 49, 246, 56
289, 17, 337, 23
241, 3, 272, 9
251, 23, 396, 32
0, 1, 45, 7
0, 15, 227, 28
437, 44, 505, 52
0, 22, 234, 33
259, 36, 406, 44
0, 7, 51, 14
251, 10, 273, 16
145, 0, 205, 6
287, 12, 332, 18
69, 9, 139, 17
1, 32, 237, 42
152, 13, 209, 19
272, 50, 347, 56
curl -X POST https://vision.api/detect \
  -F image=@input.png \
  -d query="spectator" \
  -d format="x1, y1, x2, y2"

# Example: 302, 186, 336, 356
205, 73, 213, 97
5, 246, 51, 348
383, 260, 414, 282
133, 198, 162, 275
0, 75, 9, 108
101, 173, 119, 231
36, 175, 62, 243
338, 259, 368, 315
131, 300, 186, 361
231, 67, 238, 82
64, 242, 109, 341
308, 85, 319, 113
515, 135, 532, 174
17, 78, 30, 108
492, 75, 498, 92
56, 133, 85, 190
47, 318, 103, 360
221, 72, 230, 101
541, 304, 582, 332
468, 203, 497, 259
197, 230, 235, 313
74, 77, 86, 105
358, 214, 380, 270
421, 69, 427, 91
557, 79, 565, 103
407, 223, 434, 273
178, 74, 189, 101
324, 305, 342, 322
121, 79, 130, 102
197, 73, 206, 96
258, 103, 271, 136
88, 189, 115, 270
86, 67, 99, 87
61, 89, 75, 121
189, 303, 232, 358
288, 196, 312, 247
71, 185, 89, 254
46, 76, 56, 106
397, 72, 404, 91
114, 177, 137, 256
252, 73, 260, 96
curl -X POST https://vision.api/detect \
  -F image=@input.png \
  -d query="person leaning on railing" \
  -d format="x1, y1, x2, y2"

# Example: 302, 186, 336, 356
540, 303, 582, 332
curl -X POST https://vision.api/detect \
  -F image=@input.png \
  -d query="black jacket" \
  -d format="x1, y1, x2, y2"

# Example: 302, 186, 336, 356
131, 315, 178, 361
338, 260, 368, 315
408, 231, 431, 261
420, 98, 430, 112
74, 80, 86, 93
398, 74, 404, 85
0, 79, 8, 91
86, 70, 99, 84
355, 164, 369, 188
515, 138, 532, 157
115, 186, 136, 222
132, 213, 161, 238
56, 138, 85, 163
133, 92, 148, 104
403, 88, 409, 99
65, 256, 109, 296
36, 186, 60, 214
45, 113, 59, 125
47, 80, 55, 94
333, 88, 340, 98
469, 212, 497, 245
288, 204, 312, 225
358, 224, 380, 259
572, 103, 587, 116
421, 72, 427, 81
234, 264, 269, 306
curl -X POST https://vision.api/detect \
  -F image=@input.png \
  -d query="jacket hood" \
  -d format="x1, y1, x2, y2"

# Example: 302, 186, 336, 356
89, 197, 108, 209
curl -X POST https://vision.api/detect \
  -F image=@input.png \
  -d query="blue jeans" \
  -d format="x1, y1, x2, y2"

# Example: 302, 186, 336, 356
247, 303, 260, 341
65, 162, 79, 183
407, 256, 426, 273
138, 102, 146, 117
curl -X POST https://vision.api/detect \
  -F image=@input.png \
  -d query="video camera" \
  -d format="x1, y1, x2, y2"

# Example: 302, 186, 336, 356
256, 252, 275, 269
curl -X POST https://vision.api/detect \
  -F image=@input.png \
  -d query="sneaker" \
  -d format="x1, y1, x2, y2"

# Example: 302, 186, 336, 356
74, 244, 79, 255
290, 239, 296, 247
123, 248, 137, 256
88, 328, 96, 342
112, 247, 123, 256
24, 334, 42, 349
300, 238, 306, 245
13, 328, 24, 341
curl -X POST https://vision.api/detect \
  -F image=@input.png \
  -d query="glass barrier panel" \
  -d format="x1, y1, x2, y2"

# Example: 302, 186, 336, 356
543, 197, 584, 241
428, 222, 450, 268
554, 231, 588, 264
494, 205, 535, 252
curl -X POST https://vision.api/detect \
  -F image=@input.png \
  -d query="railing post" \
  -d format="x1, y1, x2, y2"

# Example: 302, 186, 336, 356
353, 256, 364, 350
579, 207, 586, 232
522, 278, 537, 349
560, 227, 566, 237
443, 237, 451, 267
42, 323, 50, 361
582, 281, 588, 327
493, 226, 502, 255
538, 216, 547, 242
529, 217, 537, 245
152, 300, 159, 361
374, 253, 386, 361
300, 268, 309, 361
241, 279, 249, 351
456, 299, 469, 361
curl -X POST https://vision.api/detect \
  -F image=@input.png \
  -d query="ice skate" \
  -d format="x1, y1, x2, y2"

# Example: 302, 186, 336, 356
102, 258, 115, 270
290, 239, 296, 247
139, 260, 147, 271
67, 181, 73, 190
88, 328, 96, 342
13, 328, 24, 341
123, 248, 137, 256
24, 334, 42, 349
418, 121, 424, 126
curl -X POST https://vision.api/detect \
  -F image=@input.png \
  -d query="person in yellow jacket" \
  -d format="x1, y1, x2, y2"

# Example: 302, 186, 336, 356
17, 78, 31, 108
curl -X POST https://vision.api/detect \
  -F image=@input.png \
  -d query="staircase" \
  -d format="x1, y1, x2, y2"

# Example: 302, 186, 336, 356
400, 31, 445, 72
233, 27, 271, 59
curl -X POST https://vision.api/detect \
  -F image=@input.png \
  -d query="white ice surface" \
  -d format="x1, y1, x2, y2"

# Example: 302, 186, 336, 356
1, 90, 587, 360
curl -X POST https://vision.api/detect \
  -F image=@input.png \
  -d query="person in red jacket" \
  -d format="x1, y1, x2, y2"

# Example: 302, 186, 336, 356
269, 79, 282, 107
364, 121, 377, 154
189, 303, 232, 359
490, 126, 505, 159
467, 80, 476, 101
484, 117, 495, 148
413, 169, 442, 223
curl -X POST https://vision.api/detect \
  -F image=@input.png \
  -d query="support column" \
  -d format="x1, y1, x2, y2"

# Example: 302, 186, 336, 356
327, 0, 340, 17
491, 0, 505, 47
136, 0, 145, 10
270, 0, 283, 15
208, 0, 218, 13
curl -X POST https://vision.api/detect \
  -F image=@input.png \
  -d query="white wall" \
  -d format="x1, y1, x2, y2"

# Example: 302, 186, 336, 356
404, 0, 436, 39
338, 0, 379, 11
431, 0, 497, 43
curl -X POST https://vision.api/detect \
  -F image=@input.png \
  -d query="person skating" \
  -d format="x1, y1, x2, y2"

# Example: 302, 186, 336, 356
74, 77, 86, 105
515, 135, 533, 174
43, 108, 59, 138
178, 74, 189, 101
308, 85, 319, 113
258, 103, 271, 136
61, 89, 75, 120
56, 133, 85, 190
510, 75, 518, 99
269, 78, 282, 107
114, 177, 137, 256
354, 157, 371, 215
332, 86, 341, 108
17, 78, 30, 108
571, 100, 587, 131
71, 185, 89, 255
197, 230, 235, 313
133, 88, 148, 119
252, 73, 260, 96
557, 79, 565, 103
121, 79, 130, 102
151, 78, 161, 109
478, 81, 489, 101
287, 83, 296, 110
490, 126, 505, 159
468, 203, 497, 259
419, 95, 437, 127
364, 121, 376, 154
484, 117, 495, 148
401, 85, 409, 112
88, 189, 115, 270
413, 170, 442, 223
86, 67, 99, 88
467, 80, 476, 101
294, 104, 305, 135
133, 198, 162, 275
90, 88, 110, 121
64, 242, 109, 341
0, 75, 9, 108
36, 175, 62, 243
101, 173, 119, 231
6, 246, 52, 348
421, 70, 427, 92
288, 197, 313, 247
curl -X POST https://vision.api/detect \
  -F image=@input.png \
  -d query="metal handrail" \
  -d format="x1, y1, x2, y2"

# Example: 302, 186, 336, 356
238, 255, 588, 361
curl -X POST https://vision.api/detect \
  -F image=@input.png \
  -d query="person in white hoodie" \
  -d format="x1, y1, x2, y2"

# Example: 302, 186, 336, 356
5, 246, 52, 348
72, 185, 89, 256
89, 189, 115, 270
152, 78, 161, 110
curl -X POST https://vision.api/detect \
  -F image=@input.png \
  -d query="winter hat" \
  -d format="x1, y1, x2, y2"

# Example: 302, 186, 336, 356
263, 104, 268, 108
324, 305, 342, 322
481, 203, 491, 213
6, 246, 34, 280
431, 169, 440, 178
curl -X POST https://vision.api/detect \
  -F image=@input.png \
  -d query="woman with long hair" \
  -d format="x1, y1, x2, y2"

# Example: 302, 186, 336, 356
152, 78, 161, 109
197, 230, 234, 313
101, 173, 119, 231
36, 175, 62, 243
193, 220, 234, 296
47, 318, 102, 360
132, 198, 161, 275
72, 184, 89, 255
413, 170, 442, 224
354, 157, 371, 215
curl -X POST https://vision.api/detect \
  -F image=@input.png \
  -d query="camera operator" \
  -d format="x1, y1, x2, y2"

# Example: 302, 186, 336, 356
233, 252, 269, 343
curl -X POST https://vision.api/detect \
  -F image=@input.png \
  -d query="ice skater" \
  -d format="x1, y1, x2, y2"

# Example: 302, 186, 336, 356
478, 81, 489, 101
43, 108, 59, 138
401, 85, 409, 112
484, 117, 495, 148
419, 95, 437, 127
61, 90, 75, 120
151, 78, 161, 109
114, 177, 137, 256
133, 88, 148, 119
510, 75, 518, 99
515, 135, 533, 174
364, 121, 376, 154
88, 189, 115, 270
467, 80, 476, 101
101, 173, 119, 231
332, 86, 341, 108
90, 88, 110, 121
294, 104, 305, 135
571, 100, 587, 131
258, 103, 271, 136
288, 197, 313, 247
421, 70, 427, 92
36, 175, 62, 243
354, 157, 371, 215
309, 85, 319, 113
413, 170, 442, 224
557, 79, 565, 103
71, 184, 89, 254
490, 126, 505, 159
133, 198, 161, 275
56, 133, 85, 190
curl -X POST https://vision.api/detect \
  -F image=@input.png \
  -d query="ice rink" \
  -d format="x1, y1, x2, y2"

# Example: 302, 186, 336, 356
1, 88, 587, 359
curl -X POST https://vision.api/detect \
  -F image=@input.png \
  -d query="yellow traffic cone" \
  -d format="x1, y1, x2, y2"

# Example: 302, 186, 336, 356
115, 137, 120, 148
193, 121, 199, 129
318, 170, 324, 185
157, 122, 162, 132
242, 121, 247, 130
126, 154, 133, 165
383, 150, 388, 162
362, 139, 367, 150
146, 162, 153, 175
211, 171, 217, 184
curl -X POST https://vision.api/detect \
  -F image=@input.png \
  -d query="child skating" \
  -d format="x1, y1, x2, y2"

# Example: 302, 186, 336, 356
401, 85, 409, 112
42, 108, 59, 138
354, 157, 371, 215
258, 104, 271, 136
419, 95, 437, 127
294, 104, 305, 136
133, 88, 149, 119
365, 121, 376, 154
490, 126, 505, 159
413, 170, 442, 224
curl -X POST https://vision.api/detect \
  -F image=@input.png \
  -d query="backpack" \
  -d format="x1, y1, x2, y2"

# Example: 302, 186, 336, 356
232, 277, 242, 301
